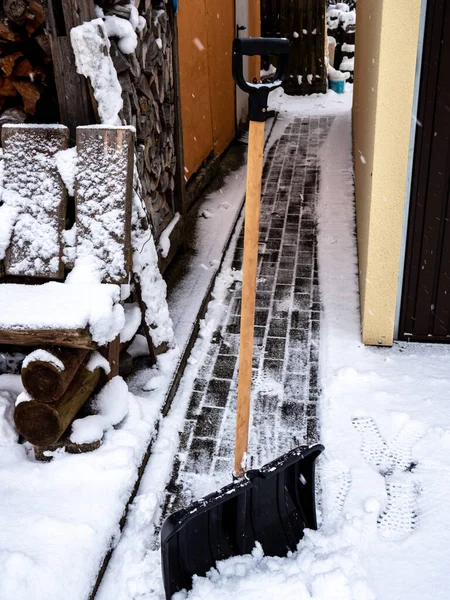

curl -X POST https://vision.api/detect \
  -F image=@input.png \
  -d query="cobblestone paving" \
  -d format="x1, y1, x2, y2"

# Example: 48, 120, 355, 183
165, 116, 334, 513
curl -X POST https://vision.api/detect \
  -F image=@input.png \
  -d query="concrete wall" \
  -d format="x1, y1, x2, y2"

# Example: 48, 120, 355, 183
353, 0, 422, 345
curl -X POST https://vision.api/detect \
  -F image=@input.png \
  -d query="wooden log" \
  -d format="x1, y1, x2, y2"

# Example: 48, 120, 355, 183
2, 124, 69, 278
11, 80, 40, 114
21, 347, 88, 402
4, 0, 28, 25
75, 126, 134, 284
0, 52, 23, 77
25, 1, 46, 36
14, 360, 102, 446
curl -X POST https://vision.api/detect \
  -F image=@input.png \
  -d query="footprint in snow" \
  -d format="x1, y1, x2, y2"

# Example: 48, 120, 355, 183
352, 416, 426, 539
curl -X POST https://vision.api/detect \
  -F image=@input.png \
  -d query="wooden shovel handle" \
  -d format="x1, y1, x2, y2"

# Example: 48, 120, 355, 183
234, 119, 265, 478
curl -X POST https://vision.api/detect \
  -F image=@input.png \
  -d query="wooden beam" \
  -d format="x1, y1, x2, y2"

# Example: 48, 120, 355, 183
0, 328, 97, 349
45, 0, 97, 141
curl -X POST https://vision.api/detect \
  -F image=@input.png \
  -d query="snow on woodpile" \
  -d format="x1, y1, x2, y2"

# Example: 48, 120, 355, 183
22, 350, 65, 372
0, 282, 124, 346
70, 376, 129, 444
71, 18, 123, 126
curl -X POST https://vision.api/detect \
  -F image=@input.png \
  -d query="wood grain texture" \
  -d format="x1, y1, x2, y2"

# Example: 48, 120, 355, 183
21, 346, 88, 402
1, 124, 69, 278
45, 0, 97, 141
0, 328, 97, 349
234, 120, 265, 478
75, 126, 134, 284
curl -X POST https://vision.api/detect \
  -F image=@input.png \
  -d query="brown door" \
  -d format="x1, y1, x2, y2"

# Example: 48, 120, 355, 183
399, 0, 450, 342
177, 0, 236, 179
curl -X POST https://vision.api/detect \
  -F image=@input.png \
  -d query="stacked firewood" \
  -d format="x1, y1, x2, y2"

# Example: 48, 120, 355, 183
104, 0, 177, 237
0, 0, 56, 122
15, 347, 103, 448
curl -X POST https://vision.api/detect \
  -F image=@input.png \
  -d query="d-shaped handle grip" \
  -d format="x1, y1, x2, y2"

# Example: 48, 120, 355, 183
232, 37, 290, 121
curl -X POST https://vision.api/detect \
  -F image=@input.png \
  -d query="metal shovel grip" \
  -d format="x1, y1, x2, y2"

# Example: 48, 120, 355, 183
232, 37, 290, 121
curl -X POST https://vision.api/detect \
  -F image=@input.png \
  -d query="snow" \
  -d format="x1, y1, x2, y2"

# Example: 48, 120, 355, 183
62, 224, 76, 266
340, 56, 354, 72
55, 147, 77, 196
158, 212, 180, 259
0, 282, 124, 346
4, 78, 450, 600
96, 262, 243, 600
71, 19, 123, 126
0, 204, 19, 261
22, 350, 65, 372
104, 15, 138, 55
269, 86, 353, 116
86, 351, 111, 374
328, 65, 350, 82
342, 43, 355, 53
132, 187, 175, 349
70, 376, 129, 444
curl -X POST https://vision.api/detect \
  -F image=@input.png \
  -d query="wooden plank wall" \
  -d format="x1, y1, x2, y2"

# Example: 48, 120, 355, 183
177, 1, 235, 180
261, 0, 327, 95
399, 0, 450, 342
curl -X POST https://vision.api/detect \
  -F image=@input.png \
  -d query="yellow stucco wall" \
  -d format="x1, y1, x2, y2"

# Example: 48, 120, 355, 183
353, 0, 422, 345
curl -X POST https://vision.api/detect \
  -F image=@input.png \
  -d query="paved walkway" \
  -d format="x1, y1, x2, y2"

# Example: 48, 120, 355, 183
164, 115, 334, 513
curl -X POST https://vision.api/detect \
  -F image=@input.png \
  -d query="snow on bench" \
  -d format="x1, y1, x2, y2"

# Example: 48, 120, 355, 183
1, 124, 69, 278
0, 282, 124, 348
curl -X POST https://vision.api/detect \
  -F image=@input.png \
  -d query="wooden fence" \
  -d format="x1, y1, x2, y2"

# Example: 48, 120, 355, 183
261, 0, 327, 95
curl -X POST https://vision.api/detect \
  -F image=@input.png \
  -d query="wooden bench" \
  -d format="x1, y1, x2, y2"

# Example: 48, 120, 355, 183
0, 123, 150, 450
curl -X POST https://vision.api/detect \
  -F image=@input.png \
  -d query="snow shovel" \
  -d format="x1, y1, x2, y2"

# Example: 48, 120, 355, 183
161, 37, 323, 599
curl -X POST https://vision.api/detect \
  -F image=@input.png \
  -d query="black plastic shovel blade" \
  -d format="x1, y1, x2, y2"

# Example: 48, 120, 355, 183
161, 444, 323, 599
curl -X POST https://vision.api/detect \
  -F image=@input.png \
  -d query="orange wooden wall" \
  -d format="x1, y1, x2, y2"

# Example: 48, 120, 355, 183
177, 1, 236, 179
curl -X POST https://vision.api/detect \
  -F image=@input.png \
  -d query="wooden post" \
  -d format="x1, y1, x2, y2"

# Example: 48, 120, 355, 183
75, 126, 135, 284
234, 120, 265, 478
1, 124, 69, 278
45, 0, 97, 140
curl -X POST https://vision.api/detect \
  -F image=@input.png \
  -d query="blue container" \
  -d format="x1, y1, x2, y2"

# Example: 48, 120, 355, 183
329, 79, 345, 94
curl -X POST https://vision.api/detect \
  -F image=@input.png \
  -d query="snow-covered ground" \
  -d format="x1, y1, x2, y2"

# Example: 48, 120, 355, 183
166, 95, 450, 600
3, 84, 450, 600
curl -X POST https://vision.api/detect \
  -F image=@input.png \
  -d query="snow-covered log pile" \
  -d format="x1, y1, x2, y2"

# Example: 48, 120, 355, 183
97, 0, 177, 238
326, 3, 355, 81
